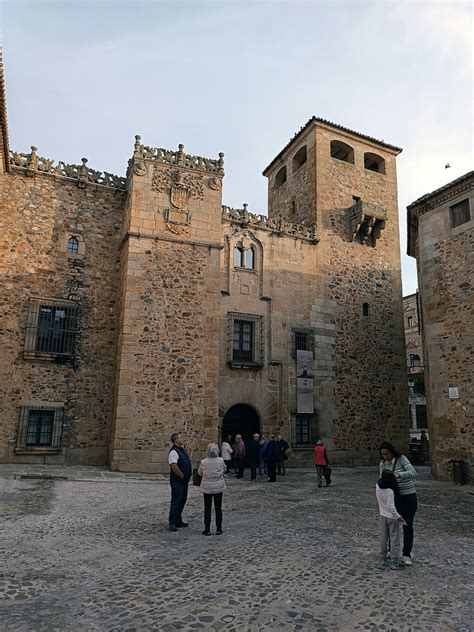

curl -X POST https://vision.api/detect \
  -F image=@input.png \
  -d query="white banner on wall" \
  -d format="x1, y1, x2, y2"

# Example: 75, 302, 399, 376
297, 350, 314, 413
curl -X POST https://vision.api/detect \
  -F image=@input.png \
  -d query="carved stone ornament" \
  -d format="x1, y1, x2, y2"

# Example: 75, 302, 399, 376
133, 161, 147, 176
164, 208, 191, 236
170, 183, 189, 209
208, 176, 222, 191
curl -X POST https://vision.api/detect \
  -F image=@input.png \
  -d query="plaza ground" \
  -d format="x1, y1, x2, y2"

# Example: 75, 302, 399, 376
0, 464, 472, 631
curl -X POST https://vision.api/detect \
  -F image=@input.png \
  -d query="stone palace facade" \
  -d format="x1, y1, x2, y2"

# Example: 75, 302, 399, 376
0, 58, 409, 472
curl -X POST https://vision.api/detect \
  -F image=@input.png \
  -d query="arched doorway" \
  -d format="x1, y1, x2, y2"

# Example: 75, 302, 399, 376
221, 404, 260, 447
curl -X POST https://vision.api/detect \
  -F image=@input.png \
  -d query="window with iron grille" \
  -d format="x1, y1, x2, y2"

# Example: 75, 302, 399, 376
292, 328, 314, 358
228, 312, 263, 367
24, 298, 78, 358
450, 199, 471, 228
291, 413, 317, 445
16, 404, 64, 450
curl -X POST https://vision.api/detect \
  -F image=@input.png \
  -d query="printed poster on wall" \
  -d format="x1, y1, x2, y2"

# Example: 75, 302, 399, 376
297, 350, 314, 413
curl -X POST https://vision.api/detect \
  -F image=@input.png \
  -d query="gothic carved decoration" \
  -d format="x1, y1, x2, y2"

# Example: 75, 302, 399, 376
151, 167, 204, 202
164, 208, 191, 237
347, 200, 387, 247
208, 176, 222, 191
10, 148, 126, 189
133, 161, 147, 176
222, 204, 317, 242
133, 136, 224, 175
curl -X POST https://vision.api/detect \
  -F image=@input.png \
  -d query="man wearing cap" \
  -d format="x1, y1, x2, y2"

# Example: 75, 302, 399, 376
168, 432, 192, 532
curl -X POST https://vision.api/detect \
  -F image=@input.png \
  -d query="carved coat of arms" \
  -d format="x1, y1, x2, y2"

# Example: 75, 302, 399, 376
170, 184, 189, 209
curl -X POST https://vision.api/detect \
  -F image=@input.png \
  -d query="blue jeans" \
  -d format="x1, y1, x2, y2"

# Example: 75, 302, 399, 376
169, 479, 188, 527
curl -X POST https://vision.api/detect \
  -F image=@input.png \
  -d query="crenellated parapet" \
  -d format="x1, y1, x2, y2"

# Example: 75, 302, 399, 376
131, 135, 224, 175
10, 147, 126, 189
222, 203, 318, 242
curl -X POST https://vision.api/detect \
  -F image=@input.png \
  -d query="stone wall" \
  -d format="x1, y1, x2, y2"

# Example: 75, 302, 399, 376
409, 175, 473, 481
0, 168, 124, 465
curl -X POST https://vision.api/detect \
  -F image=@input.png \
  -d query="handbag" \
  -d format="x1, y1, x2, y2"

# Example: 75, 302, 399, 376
192, 468, 202, 486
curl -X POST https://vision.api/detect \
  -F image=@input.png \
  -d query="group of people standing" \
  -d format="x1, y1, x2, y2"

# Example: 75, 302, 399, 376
168, 433, 419, 565
221, 433, 290, 482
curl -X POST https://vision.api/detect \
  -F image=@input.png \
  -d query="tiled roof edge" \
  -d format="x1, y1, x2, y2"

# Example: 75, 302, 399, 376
0, 50, 10, 173
262, 116, 402, 175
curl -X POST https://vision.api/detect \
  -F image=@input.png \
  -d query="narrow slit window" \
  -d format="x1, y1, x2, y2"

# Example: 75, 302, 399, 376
245, 247, 255, 270
363, 302, 369, 317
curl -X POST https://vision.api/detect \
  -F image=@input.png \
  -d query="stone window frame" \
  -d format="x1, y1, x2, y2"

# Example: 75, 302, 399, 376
15, 401, 64, 454
63, 233, 85, 256
292, 326, 315, 359
227, 312, 264, 369
275, 165, 287, 187
24, 297, 79, 361
290, 413, 317, 447
330, 140, 355, 165
234, 245, 256, 270
364, 152, 386, 175
450, 198, 471, 229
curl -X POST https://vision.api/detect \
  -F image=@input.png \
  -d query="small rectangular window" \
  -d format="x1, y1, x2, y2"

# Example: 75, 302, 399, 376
291, 413, 317, 445
450, 199, 471, 228
24, 298, 78, 358
292, 328, 314, 358
16, 404, 64, 450
407, 316, 413, 328
228, 313, 263, 367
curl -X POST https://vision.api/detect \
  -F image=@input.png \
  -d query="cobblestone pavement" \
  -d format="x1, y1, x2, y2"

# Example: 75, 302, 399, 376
0, 465, 473, 632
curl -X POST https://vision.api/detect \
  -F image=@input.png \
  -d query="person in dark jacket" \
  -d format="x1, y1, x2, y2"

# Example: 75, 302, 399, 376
246, 433, 261, 481
276, 434, 290, 476
264, 435, 281, 482
168, 432, 192, 531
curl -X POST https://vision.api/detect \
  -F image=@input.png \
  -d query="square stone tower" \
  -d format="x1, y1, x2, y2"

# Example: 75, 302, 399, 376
263, 118, 409, 459
109, 139, 225, 472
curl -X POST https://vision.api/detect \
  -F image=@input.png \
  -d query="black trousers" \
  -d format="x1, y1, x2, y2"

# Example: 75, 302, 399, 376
236, 459, 244, 478
398, 493, 418, 557
267, 461, 277, 482
204, 493, 223, 531
250, 460, 257, 480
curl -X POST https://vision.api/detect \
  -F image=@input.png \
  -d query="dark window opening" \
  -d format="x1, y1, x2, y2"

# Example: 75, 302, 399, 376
233, 319, 254, 363
291, 413, 317, 445
295, 332, 308, 351
16, 405, 64, 450
234, 246, 243, 267
364, 152, 386, 174
410, 354, 421, 367
450, 199, 471, 228
275, 165, 287, 187
330, 140, 354, 164
290, 201, 297, 217
415, 405, 427, 429
67, 236, 79, 254
352, 196, 360, 206
36, 304, 77, 354
292, 146, 307, 171
407, 316, 413, 328
26, 410, 55, 446
362, 302, 369, 317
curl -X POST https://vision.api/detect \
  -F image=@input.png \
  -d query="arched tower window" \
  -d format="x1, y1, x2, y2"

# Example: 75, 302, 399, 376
362, 302, 370, 317
364, 152, 385, 174
67, 236, 79, 254
234, 246, 244, 267
275, 165, 287, 187
292, 145, 307, 172
330, 140, 354, 164
245, 247, 255, 270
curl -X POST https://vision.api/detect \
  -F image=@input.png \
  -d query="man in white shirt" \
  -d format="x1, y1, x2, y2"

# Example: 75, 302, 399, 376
168, 432, 192, 532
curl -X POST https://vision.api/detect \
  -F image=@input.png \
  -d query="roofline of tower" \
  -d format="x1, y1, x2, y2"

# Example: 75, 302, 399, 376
262, 116, 402, 176
0, 50, 10, 174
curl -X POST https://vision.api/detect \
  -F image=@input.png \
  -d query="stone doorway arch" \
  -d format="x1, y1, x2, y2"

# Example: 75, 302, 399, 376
221, 403, 261, 447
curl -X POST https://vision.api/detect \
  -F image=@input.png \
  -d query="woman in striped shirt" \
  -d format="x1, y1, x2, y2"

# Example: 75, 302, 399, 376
379, 441, 417, 566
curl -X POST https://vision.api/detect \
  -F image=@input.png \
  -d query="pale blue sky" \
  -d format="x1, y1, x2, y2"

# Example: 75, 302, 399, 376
2, 0, 473, 294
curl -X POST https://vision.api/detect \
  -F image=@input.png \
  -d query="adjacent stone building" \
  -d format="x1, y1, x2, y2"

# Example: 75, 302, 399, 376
0, 59, 409, 472
403, 292, 427, 438
407, 172, 474, 481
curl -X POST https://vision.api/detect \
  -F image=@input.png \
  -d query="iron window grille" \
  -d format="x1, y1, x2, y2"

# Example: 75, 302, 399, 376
67, 236, 79, 254
228, 312, 263, 367
24, 298, 78, 358
292, 328, 314, 358
16, 404, 64, 450
450, 199, 471, 228
291, 413, 317, 446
